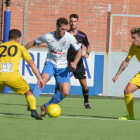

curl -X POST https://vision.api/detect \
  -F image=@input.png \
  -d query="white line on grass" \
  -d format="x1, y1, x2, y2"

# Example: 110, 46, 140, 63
0, 113, 139, 122
58, 116, 138, 122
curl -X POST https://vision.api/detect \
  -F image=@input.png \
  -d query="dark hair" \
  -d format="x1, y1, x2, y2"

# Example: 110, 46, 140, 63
56, 17, 68, 27
8, 29, 21, 40
69, 14, 79, 20
130, 27, 140, 37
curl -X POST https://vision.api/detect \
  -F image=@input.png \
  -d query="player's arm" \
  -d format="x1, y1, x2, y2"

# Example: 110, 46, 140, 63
27, 59, 44, 90
25, 40, 36, 50
25, 35, 46, 50
112, 57, 131, 83
82, 34, 91, 58
71, 48, 82, 69
82, 44, 91, 58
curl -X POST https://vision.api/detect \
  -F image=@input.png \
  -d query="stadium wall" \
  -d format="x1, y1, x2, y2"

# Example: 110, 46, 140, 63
2, 0, 140, 96
8, 50, 104, 95
1, 0, 140, 52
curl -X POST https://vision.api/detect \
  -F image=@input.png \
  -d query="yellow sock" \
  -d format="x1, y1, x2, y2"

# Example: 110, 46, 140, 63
26, 95, 36, 110
124, 93, 134, 117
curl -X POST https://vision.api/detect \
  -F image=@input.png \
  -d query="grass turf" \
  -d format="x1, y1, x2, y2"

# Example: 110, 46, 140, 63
0, 93, 140, 140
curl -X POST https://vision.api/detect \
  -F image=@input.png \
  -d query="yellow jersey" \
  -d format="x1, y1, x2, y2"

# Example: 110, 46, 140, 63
0, 41, 32, 81
127, 44, 140, 62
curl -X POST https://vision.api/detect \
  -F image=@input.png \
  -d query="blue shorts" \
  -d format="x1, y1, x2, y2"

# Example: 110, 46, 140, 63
42, 61, 70, 85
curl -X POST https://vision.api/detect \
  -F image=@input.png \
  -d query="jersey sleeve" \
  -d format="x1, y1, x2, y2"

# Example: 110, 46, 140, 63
127, 44, 134, 59
34, 34, 46, 45
21, 45, 32, 61
83, 34, 90, 47
70, 35, 81, 51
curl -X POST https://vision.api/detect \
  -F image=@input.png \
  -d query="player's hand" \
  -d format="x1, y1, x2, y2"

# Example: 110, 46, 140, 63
82, 53, 89, 58
71, 62, 77, 69
37, 78, 44, 90
112, 75, 119, 83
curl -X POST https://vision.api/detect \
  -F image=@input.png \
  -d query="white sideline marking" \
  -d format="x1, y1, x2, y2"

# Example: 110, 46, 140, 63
0, 113, 139, 122
58, 116, 138, 122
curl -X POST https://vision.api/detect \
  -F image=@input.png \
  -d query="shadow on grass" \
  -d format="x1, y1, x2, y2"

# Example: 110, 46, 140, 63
61, 113, 118, 119
0, 112, 33, 120
0, 103, 41, 108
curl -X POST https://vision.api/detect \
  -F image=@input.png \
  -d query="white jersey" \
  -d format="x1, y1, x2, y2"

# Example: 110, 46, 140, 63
35, 31, 81, 68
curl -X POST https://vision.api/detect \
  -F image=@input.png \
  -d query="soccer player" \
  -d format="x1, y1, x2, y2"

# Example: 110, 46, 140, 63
25, 17, 82, 117
55, 14, 91, 109
112, 27, 140, 120
0, 29, 44, 120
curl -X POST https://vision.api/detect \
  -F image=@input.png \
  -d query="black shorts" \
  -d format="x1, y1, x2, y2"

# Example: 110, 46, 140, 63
68, 61, 86, 79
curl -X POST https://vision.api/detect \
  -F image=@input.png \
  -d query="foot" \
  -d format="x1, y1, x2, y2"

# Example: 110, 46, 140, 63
40, 104, 47, 117
84, 103, 92, 109
119, 115, 135, 120
31, 110, 43, 120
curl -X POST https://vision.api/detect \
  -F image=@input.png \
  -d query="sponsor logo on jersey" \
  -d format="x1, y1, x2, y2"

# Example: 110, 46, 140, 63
0, 62, 13, 72
51, 50, 65, 55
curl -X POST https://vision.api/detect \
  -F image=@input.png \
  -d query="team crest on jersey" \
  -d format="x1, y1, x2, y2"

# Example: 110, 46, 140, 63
0, 62, 13, 72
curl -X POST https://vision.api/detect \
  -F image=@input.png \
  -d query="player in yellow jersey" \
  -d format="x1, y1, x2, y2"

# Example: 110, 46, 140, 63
0, 29, 44, 120
112, 27, 140, 120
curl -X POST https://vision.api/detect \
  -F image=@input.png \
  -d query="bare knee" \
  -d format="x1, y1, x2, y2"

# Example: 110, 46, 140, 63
25, 89, 33, 96
61, 90, 69, 96
124, 88, 131, 94
80, 80, 88, 90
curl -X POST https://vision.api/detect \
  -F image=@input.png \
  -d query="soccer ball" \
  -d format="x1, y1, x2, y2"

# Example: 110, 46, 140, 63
46, 104, 61, 118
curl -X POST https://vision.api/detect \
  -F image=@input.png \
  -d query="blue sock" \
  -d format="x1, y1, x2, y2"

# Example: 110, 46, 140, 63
44, 91, 65, 108
32, 85, 41, 98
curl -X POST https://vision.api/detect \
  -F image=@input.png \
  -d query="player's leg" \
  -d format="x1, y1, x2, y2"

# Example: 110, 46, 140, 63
119, 83, 137, 120
0, 81, 5, 93
40, 82, 70, 117
40, 67, 70, 117
73, 66, 91, 109
78, 78, 91, 109
119, 73, 140, 120
25, 89, 43, 120
54, 81, 60, 94
32, 61, 53, 98
6, 78, 43, 120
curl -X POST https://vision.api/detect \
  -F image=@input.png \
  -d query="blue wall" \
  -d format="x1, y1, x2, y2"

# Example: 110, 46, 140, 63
8, 54, 104, 96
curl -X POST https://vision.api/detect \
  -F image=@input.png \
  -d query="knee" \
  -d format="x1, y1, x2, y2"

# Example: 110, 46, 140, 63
124, 88, 131, 94
61, 90, 69, 96
81, 82, 88, 89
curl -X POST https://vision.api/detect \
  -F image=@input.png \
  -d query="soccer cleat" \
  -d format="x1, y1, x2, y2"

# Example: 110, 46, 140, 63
31, 110, 43, 120
40, 104, 47, 117
84, 103, 92, 109
119, 115, 135, 120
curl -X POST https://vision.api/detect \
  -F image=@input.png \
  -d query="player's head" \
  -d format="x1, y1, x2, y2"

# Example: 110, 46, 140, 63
130, 27, 140, 47
8, 29, 21, 42
69, 14, 79, 30
56, 17, 68, 38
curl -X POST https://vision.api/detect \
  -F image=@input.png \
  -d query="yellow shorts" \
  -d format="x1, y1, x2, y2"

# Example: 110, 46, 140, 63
129, 72, 140, 87
0, 77, 30, 95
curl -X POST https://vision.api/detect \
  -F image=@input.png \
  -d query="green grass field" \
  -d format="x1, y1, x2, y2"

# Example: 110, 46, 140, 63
0, 93, 140, 140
